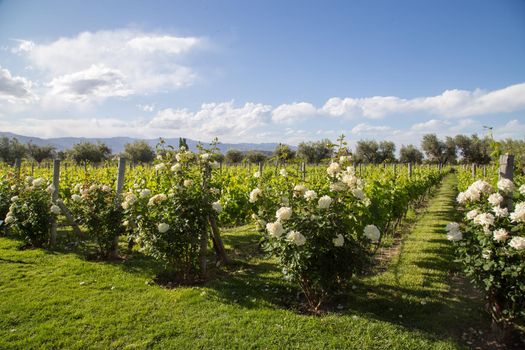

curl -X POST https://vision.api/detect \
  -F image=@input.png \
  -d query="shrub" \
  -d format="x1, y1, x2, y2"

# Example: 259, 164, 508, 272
249, 154, 378, 310
4, 177, 56, 247
447, 179, 525, 324
69, 183, 124, 258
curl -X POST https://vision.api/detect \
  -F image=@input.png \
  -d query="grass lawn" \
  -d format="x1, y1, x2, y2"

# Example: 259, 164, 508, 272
0, 175, 495, 349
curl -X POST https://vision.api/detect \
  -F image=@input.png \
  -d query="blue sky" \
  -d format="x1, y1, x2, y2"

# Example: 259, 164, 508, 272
0, 0, 524, 146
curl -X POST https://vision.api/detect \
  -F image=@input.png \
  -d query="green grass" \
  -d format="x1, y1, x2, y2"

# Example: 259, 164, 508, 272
0, 175, 489, 349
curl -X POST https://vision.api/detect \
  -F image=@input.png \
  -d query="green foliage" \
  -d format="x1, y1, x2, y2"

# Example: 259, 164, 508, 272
0, 137, 27, 164
68, 142, 112, 164
123, 140, 155, 164
225, 149, 244, 164
399, 144, 424, 164
27, 143, 55, 163
273, 143, 295, 163
297, 139, 333, 164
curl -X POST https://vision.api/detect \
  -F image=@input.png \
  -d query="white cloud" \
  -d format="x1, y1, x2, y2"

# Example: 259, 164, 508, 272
137, 104, 155, 112
272, 102, 317, 123
148, 101, 272, 140
351, 123, 393, 135
321, 83, 525, 119
495, 119, 525, 139
12, 29, 204, 104
47, 64, 133, 102
0, 65, 36, 104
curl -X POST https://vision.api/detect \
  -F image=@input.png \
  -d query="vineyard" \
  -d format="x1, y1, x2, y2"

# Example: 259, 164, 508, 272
1, 146, 524, 349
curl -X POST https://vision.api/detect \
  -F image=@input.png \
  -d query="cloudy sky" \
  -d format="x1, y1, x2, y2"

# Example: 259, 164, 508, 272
0, 0, 524, 147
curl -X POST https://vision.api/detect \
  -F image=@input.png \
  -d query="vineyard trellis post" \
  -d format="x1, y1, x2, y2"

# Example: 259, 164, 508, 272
301, 162, 306, 181
471, 163, 477, 178
408, 162, 413, 178
50, 159, 60, 246
499, 154, 514, 210
14, 158, 21, 179
111, 157, 126, 257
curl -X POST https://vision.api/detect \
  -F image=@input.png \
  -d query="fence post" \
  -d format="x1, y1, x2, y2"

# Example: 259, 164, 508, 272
499, 154, 514, 210
111, 157, 126, 257
301, 162, 306, 181
258, 162, 263, 176
483, 165, 487, 177
408, 163, 413, 178
471, 163, 477, 178
50, 159, 60, 246
14, 158, 22, 179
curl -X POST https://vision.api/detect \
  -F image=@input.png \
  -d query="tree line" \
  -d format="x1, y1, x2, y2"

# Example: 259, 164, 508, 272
0, 134, 523, 166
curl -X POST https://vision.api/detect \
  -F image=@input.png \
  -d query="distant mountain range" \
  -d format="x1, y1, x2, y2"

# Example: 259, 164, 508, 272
0, 131, 288, 154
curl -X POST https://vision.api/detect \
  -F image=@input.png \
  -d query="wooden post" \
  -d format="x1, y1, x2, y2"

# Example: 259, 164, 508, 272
14, 158, 21, 179
301, 162, 306, 181
499, 154, 514, 210
50, 159, 60, 246
483, 165, 487, 177
31, 161, 35, 176
408, 163, 413, 178
471, 164, 477, 178
111, 157, 126, 257
258, 162, 263, 176
393, 163, 397, 178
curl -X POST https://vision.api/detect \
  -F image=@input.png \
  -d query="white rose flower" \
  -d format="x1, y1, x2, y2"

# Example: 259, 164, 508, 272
327, 162, 341, 176
488, 193, 504, 206
293, 185, 307, 196
456, 192, 468, 205
471, 180, 493, 195
493, 229, 509, 242
447, 230, 463, 241
26, 176, 34, 184
158, 223, 170, 233
210, 161, 220, 169
279, 169, 288, 177
212, 201, 223, 213
352, 188, 365, 200
32, 178, 45, 187
266, 221, 284, 237
102, 185, 111, 192
140, 189, 151, 198
5, 215, 15, 224
519, 184, 525, 195
445, 222, 460, 232
330, 182, 346, 192
482, 249, 491, 259
148, 194, 167, 206
183, 179, 194, 187
50, 204, 61, 215
200, 153, 211, 161
497, 178, 514, 194
249, 188, 263, 203
10, 196, 18, 202
154, 163, 166, 171
333, 234, 344, 247
492, 206, 508, 218
364, 224, 380, 242
508, 236, 525, 250
304, 190, 317, 201
287, 230, 306, 246
318, 195, 333, 209
253, 171, 261, 178
473, 212, 495, 227
466, 209, 479, 221
71, 194, 82, 202
171, 163, 182, 172
510, 202, 525, 223
276, 207, 293, 221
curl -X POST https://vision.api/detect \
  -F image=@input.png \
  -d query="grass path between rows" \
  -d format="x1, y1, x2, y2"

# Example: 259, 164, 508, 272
0, 174, 490, 349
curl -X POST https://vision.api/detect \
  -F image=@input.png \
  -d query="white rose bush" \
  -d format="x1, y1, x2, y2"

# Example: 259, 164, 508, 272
68, 182, 124, 258
449, 176, 525, 324
121, 141, 222, 281
249, 153, 381, 310
2, 176, 56, 247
